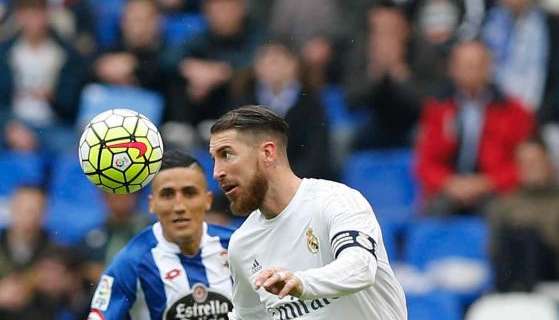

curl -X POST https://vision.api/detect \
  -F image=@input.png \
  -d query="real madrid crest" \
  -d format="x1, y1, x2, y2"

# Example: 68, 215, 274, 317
306, 227, 320, 254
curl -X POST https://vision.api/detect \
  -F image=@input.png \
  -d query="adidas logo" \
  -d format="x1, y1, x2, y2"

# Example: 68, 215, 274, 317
250, 259, 262, 275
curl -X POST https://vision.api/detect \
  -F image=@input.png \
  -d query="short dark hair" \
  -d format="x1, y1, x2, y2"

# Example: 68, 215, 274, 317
160, 149, 202, 172
210, 105, 289, 147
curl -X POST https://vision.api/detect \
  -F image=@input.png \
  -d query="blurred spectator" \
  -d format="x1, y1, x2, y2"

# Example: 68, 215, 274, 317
79, 193, 150, 287
29, 247, 89, 320
0, 272, 34, 319
48, 0, 97, 57
0, 0, 85, 153
343, 3, 421, 150
488, 136, 559, 292
411, 0, 460, 97
232, 40, 334, 179
482, 0, 559, 114
416, 41, 534, 216
0, 185, 52, 278
163, 0, 265, 147
269, 0, 343, 90
92, 0, 166, 94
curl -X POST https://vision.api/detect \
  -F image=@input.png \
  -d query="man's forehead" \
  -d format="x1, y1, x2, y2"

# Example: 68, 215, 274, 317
209, 130, 244, 151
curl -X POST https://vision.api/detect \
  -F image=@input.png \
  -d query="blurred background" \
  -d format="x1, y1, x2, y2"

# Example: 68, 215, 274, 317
2, 0, 559, 319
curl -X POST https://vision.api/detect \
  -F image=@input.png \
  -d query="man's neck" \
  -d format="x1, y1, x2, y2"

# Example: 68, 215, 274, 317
260, 170, 302, 219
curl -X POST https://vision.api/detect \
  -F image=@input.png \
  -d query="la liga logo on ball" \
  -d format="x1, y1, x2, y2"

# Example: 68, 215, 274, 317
79, 108, 164, 194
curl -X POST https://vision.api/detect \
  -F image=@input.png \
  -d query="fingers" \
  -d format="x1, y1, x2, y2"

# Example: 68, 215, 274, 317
278, 277, 299, 299
254, 268, 278, 289
254, 268, 302, 298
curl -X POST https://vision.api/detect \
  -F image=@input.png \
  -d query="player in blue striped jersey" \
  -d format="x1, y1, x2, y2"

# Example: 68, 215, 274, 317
88, 150, 233, 320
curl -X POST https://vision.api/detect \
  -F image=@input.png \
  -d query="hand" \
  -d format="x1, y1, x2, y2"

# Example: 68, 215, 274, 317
254, 267, 303, 299
444, 175, 493, 205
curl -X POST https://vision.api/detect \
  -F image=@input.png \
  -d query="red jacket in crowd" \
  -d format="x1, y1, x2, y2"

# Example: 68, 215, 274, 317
416, 89, 535, 198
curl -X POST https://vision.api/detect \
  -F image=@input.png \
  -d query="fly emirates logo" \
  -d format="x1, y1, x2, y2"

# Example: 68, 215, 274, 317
267, 296, 339, 320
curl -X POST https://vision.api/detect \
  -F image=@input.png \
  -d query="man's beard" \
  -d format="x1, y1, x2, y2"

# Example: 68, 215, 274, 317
229, 169, 268, 216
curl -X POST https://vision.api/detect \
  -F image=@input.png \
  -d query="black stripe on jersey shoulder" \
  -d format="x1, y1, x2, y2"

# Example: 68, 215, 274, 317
330, 230, 377, 259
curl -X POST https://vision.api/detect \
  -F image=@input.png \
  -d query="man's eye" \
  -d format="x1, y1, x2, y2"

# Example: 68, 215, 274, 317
161, 191, 173, 198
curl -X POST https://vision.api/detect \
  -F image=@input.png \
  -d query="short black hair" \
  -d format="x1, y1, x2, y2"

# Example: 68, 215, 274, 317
160, 149, 202, 172
210, 105, 289, 147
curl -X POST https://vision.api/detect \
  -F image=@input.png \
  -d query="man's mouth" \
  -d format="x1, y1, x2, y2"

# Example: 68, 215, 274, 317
221, 184, 239, 195
172, 217, 191, 224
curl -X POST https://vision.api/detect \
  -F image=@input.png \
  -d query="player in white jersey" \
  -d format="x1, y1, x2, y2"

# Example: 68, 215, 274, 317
88, 150, 233, 320
209, 106, 407, 320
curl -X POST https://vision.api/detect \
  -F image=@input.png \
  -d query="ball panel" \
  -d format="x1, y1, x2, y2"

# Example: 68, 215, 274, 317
147, 129, 161, 148
114, 186, 130, 194
149, 147, 163, 162
89, 145, 100, 169
105, 127, 130, 142
99, 149, 113, 170
130, 167, 149, 185
85, 129, 100, 146
124, 163, 144, 182
82, 161, 96, 174
99, 175, 123, 189
127, 184, 142, 193
103, 168, 126, 183
123, 116, 138, 135
148, 162, 161, 174
141, 173, 156, 187
86, 173, 101, 185
105, 114, 124, 128
79, 142, 89, 162
91, 122, 109, 139
134, 119, 149, 136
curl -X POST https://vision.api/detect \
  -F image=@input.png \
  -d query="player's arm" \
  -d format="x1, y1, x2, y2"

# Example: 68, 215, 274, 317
88, 256, 139, 319
256, 191, 379, 300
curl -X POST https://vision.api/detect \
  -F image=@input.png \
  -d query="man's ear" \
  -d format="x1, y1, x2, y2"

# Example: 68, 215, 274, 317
260, 140, 277, 166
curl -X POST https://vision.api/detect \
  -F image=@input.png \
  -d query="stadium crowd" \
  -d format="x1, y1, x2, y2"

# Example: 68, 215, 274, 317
2, 0, 559, 319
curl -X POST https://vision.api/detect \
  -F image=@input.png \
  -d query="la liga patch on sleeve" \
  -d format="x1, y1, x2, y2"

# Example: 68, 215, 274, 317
91, 275, 114, 311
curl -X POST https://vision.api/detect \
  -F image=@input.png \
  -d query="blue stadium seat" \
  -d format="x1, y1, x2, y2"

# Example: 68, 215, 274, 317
0, 152, 46, 196
407, 291, 462, 320
404, 217, 488, 269
45, 152, 106, 244
342, 149, 417, 226
404, 217, 491, 305
77, 84, 164, 129
162, 13, 207, 46
320, 85, 367, 130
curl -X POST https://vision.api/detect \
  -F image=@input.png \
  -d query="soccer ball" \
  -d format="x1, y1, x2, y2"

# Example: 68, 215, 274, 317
79, 108, 164, 194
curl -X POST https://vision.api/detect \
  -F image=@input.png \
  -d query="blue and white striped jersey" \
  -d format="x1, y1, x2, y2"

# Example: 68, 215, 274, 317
88, 222, 233, 320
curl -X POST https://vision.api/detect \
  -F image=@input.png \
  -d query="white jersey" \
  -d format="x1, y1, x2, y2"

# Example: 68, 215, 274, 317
228, 178, 407, 320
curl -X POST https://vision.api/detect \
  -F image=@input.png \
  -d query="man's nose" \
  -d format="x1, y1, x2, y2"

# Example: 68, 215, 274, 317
173, 194, 186, 213
213, 162, 225, 181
